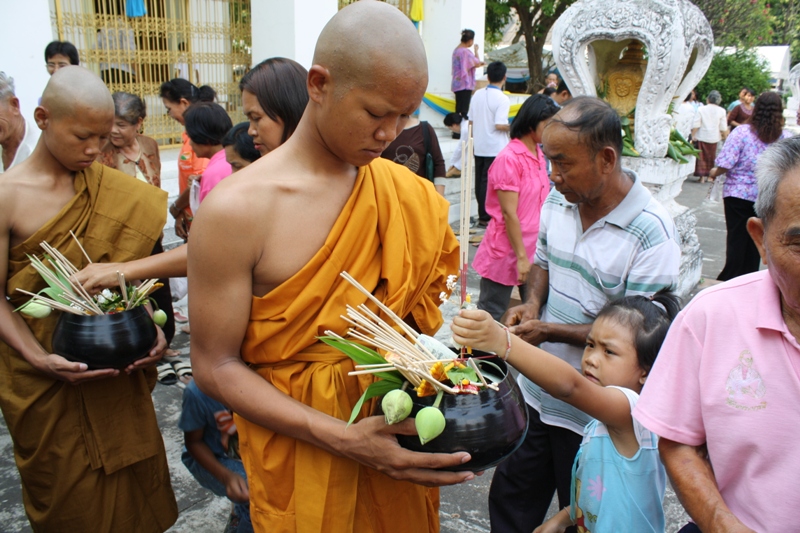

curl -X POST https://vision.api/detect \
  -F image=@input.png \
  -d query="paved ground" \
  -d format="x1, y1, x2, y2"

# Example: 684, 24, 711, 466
0, 151, 726, 531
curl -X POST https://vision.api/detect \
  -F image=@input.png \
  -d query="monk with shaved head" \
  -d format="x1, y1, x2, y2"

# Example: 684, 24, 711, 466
189, 2, 468, 531
0, 66, 177, 531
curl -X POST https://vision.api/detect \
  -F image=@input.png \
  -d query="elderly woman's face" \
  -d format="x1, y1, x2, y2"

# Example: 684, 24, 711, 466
750, 168, 800, 319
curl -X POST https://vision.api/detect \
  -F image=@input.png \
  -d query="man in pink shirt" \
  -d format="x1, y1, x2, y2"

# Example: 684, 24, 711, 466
634, 136, 800, 532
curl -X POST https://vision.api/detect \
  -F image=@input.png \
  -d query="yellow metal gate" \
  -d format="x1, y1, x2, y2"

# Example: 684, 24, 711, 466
52, 0, 251, 144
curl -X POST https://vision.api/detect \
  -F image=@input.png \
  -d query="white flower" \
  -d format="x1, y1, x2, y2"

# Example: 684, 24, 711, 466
439, 292, 448, 304
101, 289, 113, 299
96, 294, 107, 304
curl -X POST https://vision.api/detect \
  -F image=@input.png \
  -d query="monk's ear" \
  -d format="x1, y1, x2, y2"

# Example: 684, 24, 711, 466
307, 65, 332, 105
33, 105, 49, 130
747, 217, 768, 266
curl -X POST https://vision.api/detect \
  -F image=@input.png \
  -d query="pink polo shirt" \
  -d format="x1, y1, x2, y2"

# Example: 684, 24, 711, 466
198, 149, 233, 205
472, 139, 549, 286
634, 270, 800, 531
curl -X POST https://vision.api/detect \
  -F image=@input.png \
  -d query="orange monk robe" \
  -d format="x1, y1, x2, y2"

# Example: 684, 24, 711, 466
0, 162, 178, 532
238, 158, 460, 533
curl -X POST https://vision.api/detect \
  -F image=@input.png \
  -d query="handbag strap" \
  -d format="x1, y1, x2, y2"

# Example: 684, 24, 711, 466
421, 121, 431, 158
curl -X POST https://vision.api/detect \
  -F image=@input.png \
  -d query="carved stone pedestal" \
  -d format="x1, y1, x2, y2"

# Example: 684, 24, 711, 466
623, 156, 702, 297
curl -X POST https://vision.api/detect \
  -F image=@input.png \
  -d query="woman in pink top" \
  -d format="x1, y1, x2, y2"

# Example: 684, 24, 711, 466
473, 94, 560, 320
451, 29, 484, 122
183, 102, 234, 212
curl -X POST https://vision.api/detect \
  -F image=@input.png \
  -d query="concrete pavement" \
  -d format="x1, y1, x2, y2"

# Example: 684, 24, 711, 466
0, 150, 727, 532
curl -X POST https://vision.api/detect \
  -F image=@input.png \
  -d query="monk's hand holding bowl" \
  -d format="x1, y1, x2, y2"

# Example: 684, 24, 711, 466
29, 351, 119, 384
339, 415, 475, 487
123, 324, 167, 374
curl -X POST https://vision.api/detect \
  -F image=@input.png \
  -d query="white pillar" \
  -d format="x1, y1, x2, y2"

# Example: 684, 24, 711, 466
0, 0, 54, 121
250, 0, 338, 69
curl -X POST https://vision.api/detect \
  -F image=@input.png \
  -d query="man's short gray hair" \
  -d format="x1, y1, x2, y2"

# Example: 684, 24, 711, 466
755, 136, 800, 225
0, 72, 15, 100
707, 90, 722, 105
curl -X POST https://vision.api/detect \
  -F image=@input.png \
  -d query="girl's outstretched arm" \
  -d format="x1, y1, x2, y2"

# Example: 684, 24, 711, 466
452, 309, 635, 435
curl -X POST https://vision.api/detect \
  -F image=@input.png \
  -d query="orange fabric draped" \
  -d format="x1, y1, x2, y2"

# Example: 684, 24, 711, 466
237, 158, 460, 532
0, 163, 177, 532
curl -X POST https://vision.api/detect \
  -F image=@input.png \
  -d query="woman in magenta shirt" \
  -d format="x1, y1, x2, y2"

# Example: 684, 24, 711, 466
473, 94, 560, 320
183, 102, 234, 212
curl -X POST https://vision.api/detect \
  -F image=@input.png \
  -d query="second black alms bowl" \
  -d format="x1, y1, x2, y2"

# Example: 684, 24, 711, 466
52, 306, 158, 369
395, 353, 529, 472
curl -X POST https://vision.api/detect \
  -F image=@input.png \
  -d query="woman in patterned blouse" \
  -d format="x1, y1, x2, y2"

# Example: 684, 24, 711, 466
710, 91, 792, 281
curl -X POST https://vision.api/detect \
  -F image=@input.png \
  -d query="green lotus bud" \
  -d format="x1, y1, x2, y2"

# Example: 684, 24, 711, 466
152, 309, 168, 327
381, 389, 413, 425
20, 300, 52, 319
415, 406, 446, 445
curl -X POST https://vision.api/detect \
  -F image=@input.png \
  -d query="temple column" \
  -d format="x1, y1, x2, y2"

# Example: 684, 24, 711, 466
250, 0, 337, 69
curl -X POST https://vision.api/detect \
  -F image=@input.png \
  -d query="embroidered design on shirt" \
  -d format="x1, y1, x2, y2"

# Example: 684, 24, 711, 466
587, 475, 606, 501
725, 350, 767, 411
392, 145, 421, 174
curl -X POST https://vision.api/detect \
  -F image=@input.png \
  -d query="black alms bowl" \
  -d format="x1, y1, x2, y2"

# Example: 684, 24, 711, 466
52, 306, 158, 369
395, 354, 529, 472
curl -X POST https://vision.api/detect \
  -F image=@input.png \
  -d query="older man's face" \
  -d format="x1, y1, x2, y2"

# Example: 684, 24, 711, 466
0, 96, 21, 146
749, 168, 800, 322
542, 122, 609, 205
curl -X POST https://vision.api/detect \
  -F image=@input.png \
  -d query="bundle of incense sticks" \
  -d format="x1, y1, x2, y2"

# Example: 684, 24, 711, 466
458, 123, 475, 305
327, 271, 498, 394
15, 238, 160, 316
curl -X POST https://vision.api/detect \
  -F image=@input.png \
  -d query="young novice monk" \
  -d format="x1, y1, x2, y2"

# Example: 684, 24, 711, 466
452, 293, 680, 533
0, 66, 176, 532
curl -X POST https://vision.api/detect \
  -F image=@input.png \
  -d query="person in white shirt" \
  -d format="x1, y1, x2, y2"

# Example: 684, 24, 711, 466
692, 90, 728, 183
469, 61, 510, 226
0, 72, 39, 174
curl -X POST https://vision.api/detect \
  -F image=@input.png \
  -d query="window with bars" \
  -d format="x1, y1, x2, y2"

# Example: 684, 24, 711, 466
51, 0, 251, 145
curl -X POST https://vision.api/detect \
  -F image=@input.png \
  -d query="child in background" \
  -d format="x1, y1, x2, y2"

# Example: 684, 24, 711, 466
180, 379, 253, 533
452, 292, 680, 533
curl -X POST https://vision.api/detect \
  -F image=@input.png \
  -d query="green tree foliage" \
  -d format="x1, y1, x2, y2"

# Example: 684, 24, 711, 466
693, 0, 773, 48
695, 50, 773, 108
485, 0, 513, 48
768, 0, 800, 64
485, 0, 577, 93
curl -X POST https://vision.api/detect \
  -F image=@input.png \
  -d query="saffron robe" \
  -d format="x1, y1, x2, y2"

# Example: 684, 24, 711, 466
238, 158, 460, 532
0, 162, 178, 532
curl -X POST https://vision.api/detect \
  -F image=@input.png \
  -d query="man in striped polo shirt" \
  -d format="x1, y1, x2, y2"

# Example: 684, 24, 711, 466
489, 97, 681, 532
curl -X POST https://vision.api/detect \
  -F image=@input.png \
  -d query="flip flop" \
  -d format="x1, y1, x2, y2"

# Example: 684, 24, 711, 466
172, 359, 193, 381
157, 362, 178, 385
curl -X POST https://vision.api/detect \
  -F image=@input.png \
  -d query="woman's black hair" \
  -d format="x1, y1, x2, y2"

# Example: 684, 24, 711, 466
44, 41, 80, 65
510, 94, 560, 140
183, 102, 233, 146
159, 78, 216, 104
222, 122, 260, 163
239, 57, 308, 144
461, 29, 475, 43
595, 289, 681, 374
749, 91, 784, 144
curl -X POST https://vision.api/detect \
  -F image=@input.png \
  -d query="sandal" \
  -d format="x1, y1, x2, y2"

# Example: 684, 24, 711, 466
172, 359, 193, 382
156, 362, 178, 385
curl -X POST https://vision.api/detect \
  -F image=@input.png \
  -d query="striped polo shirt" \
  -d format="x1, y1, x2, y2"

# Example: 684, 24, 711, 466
520, 170, 681, 434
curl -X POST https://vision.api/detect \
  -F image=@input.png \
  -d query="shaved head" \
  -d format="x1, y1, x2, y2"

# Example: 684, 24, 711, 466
313, 0, 428, 91
41, 66, 114, 121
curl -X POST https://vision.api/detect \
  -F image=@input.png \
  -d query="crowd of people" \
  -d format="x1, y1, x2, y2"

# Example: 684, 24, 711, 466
0, 2, 799, 532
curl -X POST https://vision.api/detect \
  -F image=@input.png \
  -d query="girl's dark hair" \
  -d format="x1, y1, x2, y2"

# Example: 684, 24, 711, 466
159, 78, 216, 104
596, 290, 681, 374
184, 102, 233, 146
44, 41, 80, 65
510, 94, 560, 140
239, 57, 308, 144
461, 29, 475, 43
222, 122, 260, 163
443, 112, 462, 127
742, 87, 756, 97
112, 92, 146, 124
749, 91, 784, 144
